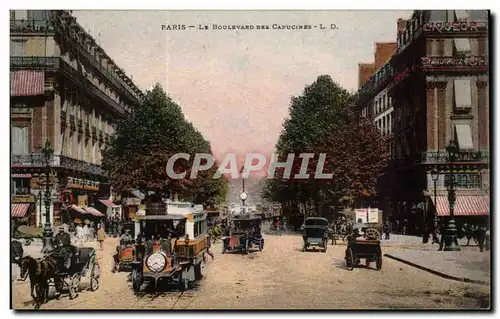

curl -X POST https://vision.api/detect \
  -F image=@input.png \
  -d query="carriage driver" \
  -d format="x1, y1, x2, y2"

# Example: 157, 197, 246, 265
53, 225, 78, 270
120, 229, 133, 246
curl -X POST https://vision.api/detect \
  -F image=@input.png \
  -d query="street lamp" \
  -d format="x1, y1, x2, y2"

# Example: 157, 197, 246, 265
430, 167, 439, 244
41, 139, 55, 253
443, 139, 460, 251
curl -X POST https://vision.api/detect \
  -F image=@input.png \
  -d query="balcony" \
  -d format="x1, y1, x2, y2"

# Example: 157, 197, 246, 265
10, 19, 56, 34
420, 151, 489, 164
11, 153, 105, 176
10, 57, 128, 118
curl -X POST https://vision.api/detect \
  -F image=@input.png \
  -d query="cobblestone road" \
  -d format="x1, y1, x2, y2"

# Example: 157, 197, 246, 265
12, 233, 490, 310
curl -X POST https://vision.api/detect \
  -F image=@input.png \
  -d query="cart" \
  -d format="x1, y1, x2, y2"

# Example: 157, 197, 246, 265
52, 247, 101, 299
345, 237, 382, 271
302, 217, 328, 252
222, 214, 264, 254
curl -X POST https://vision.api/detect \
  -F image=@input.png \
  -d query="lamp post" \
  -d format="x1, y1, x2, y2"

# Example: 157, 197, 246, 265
41, 139, 55, 253
430, 168, 439, 244
443, 139, 460, 251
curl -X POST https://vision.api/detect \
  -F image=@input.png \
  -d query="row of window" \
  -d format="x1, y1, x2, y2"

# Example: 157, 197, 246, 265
376, 112, 393, 136
444, 173, 481, 189
61, 130, 105, 165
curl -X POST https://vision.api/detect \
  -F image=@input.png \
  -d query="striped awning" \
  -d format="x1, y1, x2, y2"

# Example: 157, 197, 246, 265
432, 195, 490, 216
99, 199, 118, 208
84, 206, 105, 217
71, 204, 87, 214
11, 173, 32, 178
10, 70, 45, 97
12, 203, 30, 218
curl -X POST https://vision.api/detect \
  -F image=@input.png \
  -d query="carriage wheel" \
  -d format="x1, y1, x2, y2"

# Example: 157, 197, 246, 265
365, 228, 381, 241
345, 248, 354, 270
195, 259, 205, 280
69, 274, 80, 300
90, 263, 100, 291
132, 268, 142, 293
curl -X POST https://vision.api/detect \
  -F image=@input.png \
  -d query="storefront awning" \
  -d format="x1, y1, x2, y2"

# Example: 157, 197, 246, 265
99, 199, 119, 208
11, 203, 30, 218
10, 70, 45, 97
84, 207, 105, 217
71, 204, 87, 214
432, 195, 490, 216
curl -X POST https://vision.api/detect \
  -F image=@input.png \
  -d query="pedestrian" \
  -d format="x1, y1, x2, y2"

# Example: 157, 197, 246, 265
432, 220, 440, 244
97, 223, 105, 251
438, 222, 446, 251
402, 219, 408, 235
206, 232, 214, 260
485, 228, 490, 251
476, 225, 487, 252
383, 220, 391, 240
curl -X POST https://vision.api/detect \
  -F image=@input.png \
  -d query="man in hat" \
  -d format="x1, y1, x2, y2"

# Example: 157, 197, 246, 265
53, 225, 78, 270
120, 228, 133, 246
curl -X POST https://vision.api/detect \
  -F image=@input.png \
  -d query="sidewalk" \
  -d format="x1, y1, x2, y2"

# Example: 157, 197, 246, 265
380, 234, 472, 247
385, 249, 490, 285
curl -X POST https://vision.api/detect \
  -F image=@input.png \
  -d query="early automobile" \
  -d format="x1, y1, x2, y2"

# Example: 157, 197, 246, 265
302, 217, 328, 252
131, 207, 209, 292
112, 223, 137, 272
344, 231, 382, 270
222, 214, 264, 254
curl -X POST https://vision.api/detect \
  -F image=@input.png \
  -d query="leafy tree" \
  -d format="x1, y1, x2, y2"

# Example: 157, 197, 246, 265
102, 84, 226, 205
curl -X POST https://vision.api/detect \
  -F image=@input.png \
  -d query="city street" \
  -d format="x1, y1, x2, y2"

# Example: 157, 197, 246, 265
12, 232, 490, 310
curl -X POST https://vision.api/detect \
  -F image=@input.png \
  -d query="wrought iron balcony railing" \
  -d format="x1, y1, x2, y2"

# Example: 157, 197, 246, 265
420, 151, 489, 164
10, 19, 56, 33
10, 56, 128, 118
11, 153, 105, 176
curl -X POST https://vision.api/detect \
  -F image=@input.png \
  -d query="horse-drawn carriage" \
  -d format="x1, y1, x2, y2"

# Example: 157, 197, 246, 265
222, 214, 264, 254
131, 211, 209, 292
344, 232, 382, 271
18, 245, 100, 307
302, 217, 328, 252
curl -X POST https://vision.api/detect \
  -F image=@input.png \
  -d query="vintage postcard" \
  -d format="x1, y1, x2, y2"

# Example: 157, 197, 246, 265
10, 9, 490, 310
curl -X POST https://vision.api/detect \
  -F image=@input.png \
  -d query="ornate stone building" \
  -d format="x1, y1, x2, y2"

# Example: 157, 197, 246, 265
10, 10, 144, 227
356, 10, 490, 233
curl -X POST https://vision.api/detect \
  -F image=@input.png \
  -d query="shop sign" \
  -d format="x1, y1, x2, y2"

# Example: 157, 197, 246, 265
423, 20, 487, 33
122, 198, 142, 206
421, 56, 488, 68
12, 195, 36, 203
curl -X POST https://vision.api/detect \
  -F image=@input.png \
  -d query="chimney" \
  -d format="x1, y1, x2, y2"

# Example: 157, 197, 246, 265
397, 18, 407, 35
374, 42, 397, 70
358, 63, 375, 88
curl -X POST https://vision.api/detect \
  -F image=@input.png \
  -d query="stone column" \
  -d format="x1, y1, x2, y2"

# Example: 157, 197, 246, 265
426, 81, 437, 150
477, 81, 488, 150
436, 81, 448, 150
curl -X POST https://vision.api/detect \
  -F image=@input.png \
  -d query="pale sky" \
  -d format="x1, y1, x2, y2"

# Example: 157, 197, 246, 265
74, 10, 412, 164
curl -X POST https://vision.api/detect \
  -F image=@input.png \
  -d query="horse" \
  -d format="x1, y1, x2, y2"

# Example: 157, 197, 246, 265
37, 255, 60, 302
11, 240, 24, 265
18, 256, 44, 308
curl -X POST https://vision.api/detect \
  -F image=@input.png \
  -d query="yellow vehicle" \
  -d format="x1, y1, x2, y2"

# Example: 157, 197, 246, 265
131, 204, 208, 292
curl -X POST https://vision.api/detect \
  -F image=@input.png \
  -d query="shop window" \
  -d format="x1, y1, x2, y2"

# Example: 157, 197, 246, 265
444, 174, 481, 189
13, 178, 30, 195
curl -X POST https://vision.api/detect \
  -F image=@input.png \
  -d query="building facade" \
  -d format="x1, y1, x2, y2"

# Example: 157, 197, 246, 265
10, 10, 144, 227
356, 10, 490, 233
